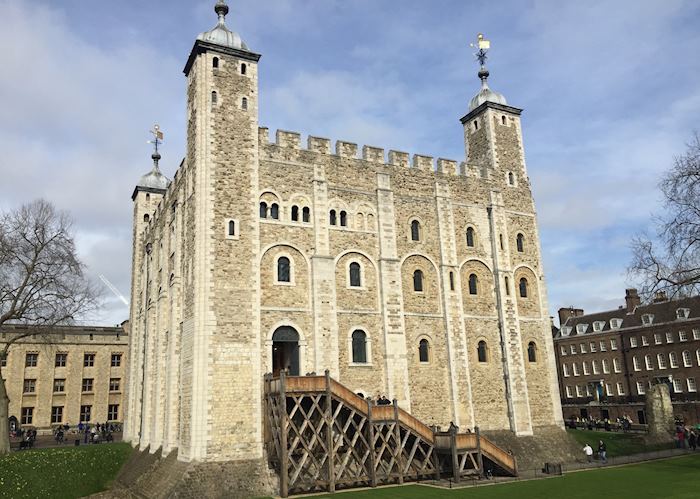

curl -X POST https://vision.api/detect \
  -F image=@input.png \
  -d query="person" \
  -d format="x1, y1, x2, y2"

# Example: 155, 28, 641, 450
583, 443, 593, 463
598, 440, 607, 464
688, 430, 697, 451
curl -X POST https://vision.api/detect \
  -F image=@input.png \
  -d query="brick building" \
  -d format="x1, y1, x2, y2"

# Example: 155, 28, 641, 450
0, 323, 128, 431
554, 289, 700, 425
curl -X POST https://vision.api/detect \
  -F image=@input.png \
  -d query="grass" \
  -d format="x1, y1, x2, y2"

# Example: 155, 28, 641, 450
566, 428, 672, 457
311, 454, 700, 498
0, 442, 132, 499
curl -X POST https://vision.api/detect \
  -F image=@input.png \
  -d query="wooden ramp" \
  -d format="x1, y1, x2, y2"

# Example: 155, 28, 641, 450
264, 371, 517, 496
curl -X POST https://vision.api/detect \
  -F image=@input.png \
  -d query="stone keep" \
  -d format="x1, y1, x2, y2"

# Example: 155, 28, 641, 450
125, 2, 564, 465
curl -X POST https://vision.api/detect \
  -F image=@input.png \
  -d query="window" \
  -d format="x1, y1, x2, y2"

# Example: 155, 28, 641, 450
23, 379, 36, 394
643, 314, 655, 325
0, 356, 5, 367
688, 378, 697, 393
508, 172, 515, 185
673, 379, 683, 393
583, 361, 590, 375
212, 56, 219, 68
291, 206, 299, 221
109, 378, 121, 392
697, 349, 700, 366
563, 364, 570, 377
642, 335, 649, 346
241, 97, 248, 110
143, 213, 150, 223
610, 318, 623, 329
516, 233, 524, 252
637, 381, 646, 395
599, 340, 607, 352
419, 339, 430, 363
51, 406, 63, 424
502, 115, 507, 125
211, 90, 217, 107
613, 358, 621, 373
410, 220, 420, 241
610, 339, 618, 350
466, 227, 475, 247
228, 220, 236, 236
694, 329, 700, 340
468, 274, 478, 295
590, 341, 597, 353
576, 385, 583, 397
449, 272, 455, 291
260, 202, 268, 219
477, 341, 488, 363
683, 350, 692, 368
593, 321, 604, 332
84, 353, 95, 367
586, 385, 592, 397
80, 405, 92, 423
617, 382, 625, 396
413, 270, 424, 292
602, 359, 610, 374
570, 344, 577, 355
592, 360, 600, 374
339, 210, 347, 227
351, 330, 367, 364
108, 404, 119, 421
527, 342, 537, 362
580, 343, 587, 354
573, 363, 580, 376
666, 332, 674, 343
565, 386, 573, 398
657, 353, 667, 369
302, 207, 310, 223
25, 353, 38, 367
82, 378, 94, 393
473, 120, 479, 131
241, 63, 247, 75
677, 308, 690, 319
329, 209, 337, 225
349, 262, 362, 287
605, 383, 613, 396
560, 345, 567, 356
53, 378, 65, 393
111, 353, 122, 367
633, 356, 641, 371
680, 331, 688, 342
21, 407, 33, 425
55, 353, 67, 367
645, 354, 653, 370
519, 277, 528, 298
277, 257, 291, 283
576, 324, 587, 334
670, 352, 679, 368
270, 203, 279, 220
630, 337, 638, 348
504, 276, 510, 295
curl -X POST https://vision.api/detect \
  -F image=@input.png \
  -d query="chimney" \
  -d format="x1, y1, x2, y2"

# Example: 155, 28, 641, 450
558, 306, 584, 327
625, 288, 641, 313
652, 290, 668, 303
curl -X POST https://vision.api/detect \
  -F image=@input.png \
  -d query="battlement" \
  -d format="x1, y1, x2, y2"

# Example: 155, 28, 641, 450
259, 127, 471, 177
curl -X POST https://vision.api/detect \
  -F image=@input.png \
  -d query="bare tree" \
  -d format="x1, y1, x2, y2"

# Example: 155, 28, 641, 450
630, 132, 700, 299
0, 200, 99, 454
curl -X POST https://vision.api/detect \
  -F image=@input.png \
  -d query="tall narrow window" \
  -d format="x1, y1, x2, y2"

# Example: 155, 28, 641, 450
419, 339, 430, 363
241, 97, 248, 110
302, 207, 310, 223
241, 63, 247, 75
329, 209, 337, 225
340, 211, 347, 227
519, 277, 528, 298
505, 276, 510, 295
466, 227, 475, 247
413, 269, 424, 292
259, 202, 268, 219
277, 257, 291, 283
410, 220, 420, 241
501, 115, 506, 125
508, 172, 515, 185
449, 271, 455, 291
212, 57, 219, 68
349, 262, 361, 287
516, 233, 524, 252
499, 234, 504, 250
477, 341, 488, 362
527, 342, 537, 362
351, 330, 367, 364
291, 205, 299, 222
211, 91, 218, 107
270, 203, 279, 220
468, 273, 478, 295
228, 220, 235, 236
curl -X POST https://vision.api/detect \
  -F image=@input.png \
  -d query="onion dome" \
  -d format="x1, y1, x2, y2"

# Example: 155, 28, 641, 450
136, 152, 169, 191
468, 68, 507, 112
197, 1, 248, 51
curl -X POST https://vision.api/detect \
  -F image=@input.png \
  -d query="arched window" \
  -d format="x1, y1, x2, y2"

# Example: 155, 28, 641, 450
466, 227, 475, 247
413, 269, 424, 292
508, 172, 514, 185
259, 201, 268, 219
501, 115, 506, 125
499, 234, 504, 250
291, 205, 299, 222
143, 214, 150, 223
212, 57, 219, 68
270, 203, 279, 220
519, 277, 528, 298
419, 339, 430, 363
329, 209, 337, 225
516, 233, 524, 252
449, 271, 455, 291
351, 330, 367, 363
340, 210, 347, 227
410, 220, 420, 241
277, 256, 291, 283
670, 352, 679, 368
683, 350, 692, 367
302, 207, 310, 223
349, 262, 361, 287
228, 220, 235, 236
241, 63, 247, 75
477, 341, 488, 363
527, 342, 537, 362
241, 97, 248, 110
505, 276, 510, 295
468, 273, 478, 295
211, 91, 218, 106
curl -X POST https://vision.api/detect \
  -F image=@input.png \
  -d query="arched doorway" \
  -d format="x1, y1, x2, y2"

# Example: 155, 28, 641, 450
272, 326, 300, 376
8, 416, 18, 434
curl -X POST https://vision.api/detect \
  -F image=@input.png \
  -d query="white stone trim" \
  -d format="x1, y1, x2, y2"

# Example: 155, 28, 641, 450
273, 251, 296, 286
224, 218, 239, 240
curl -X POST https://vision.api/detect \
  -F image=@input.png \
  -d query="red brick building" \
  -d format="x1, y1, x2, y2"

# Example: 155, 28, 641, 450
553, 289, 700, 425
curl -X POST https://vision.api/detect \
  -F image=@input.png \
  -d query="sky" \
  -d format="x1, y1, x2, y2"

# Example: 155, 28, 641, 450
0, 0, 698, 327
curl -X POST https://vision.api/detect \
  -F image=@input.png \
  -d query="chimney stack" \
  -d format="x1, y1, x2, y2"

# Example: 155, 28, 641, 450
653, 290, 668, 303
558, 306, 584, 327
625, 288, 641, 313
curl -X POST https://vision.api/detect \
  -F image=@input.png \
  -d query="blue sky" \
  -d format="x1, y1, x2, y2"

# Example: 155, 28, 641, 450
0, 0, 699, 326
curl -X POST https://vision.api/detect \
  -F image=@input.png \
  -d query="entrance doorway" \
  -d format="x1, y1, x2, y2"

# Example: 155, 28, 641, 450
272, 326, 300, 376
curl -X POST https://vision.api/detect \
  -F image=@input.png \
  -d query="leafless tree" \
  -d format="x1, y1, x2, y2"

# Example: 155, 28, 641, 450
630, 132, 700, 300
0, 200, 100, 454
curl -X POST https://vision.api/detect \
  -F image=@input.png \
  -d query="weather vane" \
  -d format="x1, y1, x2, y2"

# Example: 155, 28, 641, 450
469, 33, 491, 68
148, 124, 164, 154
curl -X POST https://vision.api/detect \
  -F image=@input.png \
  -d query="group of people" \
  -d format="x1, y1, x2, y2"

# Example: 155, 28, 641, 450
16, 428, 37, 450
675, 425, 698, 450
568, 415, 634, 432
582, 441, 607, 464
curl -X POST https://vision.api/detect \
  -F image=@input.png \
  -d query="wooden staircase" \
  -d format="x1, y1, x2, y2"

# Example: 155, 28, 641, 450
264, 371, 517, 496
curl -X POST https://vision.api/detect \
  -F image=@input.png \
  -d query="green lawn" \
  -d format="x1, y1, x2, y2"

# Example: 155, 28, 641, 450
0, 442, 132, 499
566, 428, 672, 457
312, 454, 700, 498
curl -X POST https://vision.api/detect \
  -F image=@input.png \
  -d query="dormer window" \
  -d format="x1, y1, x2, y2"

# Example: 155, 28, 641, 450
677, 308, 690, 320
592, 321, 605, 332
576, 323, 588, 334
610, 318, 623, 329
642, 314, 654, 325
561, 326, 572, 337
